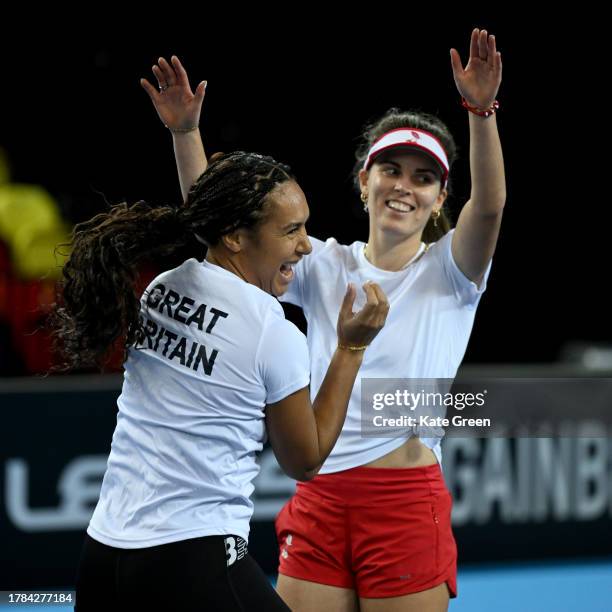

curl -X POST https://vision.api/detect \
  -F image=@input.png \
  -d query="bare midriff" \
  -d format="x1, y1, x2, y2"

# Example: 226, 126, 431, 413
363, 436, 438, 468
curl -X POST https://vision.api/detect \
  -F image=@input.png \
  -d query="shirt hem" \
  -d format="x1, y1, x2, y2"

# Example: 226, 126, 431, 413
86, 523, 250, 549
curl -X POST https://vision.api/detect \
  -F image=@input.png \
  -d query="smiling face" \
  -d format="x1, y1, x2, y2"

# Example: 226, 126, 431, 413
237, 180, 311, 297
359, 150, 448, 240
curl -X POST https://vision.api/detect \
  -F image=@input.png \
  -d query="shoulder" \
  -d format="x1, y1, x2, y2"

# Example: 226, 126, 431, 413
308, 234, 361, 252
146, 258, 214, 289
257, 308, 308, 368
305, 235, 364, 265
419, 229, 455, 269
264, 312, 305, 340
138, 259, 197, 298
425, 228, 455, 256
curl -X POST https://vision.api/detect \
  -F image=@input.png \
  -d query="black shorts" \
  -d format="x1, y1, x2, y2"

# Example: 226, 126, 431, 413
74, 533, 289, 611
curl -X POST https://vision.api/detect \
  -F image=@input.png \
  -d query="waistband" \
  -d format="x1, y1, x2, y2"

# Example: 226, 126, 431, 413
296, 463, 447, 502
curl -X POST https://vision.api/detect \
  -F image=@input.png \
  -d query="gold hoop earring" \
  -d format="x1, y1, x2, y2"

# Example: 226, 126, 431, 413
431, 209, 441, 228
361, 192, 368, 212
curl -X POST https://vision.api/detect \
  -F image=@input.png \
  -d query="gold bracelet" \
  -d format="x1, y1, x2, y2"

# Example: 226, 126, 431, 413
166, 125, 199, 133
337, 344, 368, 351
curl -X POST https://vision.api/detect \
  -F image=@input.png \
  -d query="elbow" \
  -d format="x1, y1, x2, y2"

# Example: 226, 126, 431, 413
293, 471, 318, 483
301, 463, 322, 481
272, 441, 322, 482
283, 461, 321, 482
282, 468, 313, 482
494, 194, 506, 210
294, 450, 322, 481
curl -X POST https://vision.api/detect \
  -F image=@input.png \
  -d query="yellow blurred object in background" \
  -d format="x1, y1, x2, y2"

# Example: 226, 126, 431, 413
12, 224, 71, 280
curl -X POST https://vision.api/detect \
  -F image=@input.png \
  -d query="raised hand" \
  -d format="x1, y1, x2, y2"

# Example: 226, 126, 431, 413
337, 282, 389, 349
140, 56, 206, 130
450, 28, 502, 110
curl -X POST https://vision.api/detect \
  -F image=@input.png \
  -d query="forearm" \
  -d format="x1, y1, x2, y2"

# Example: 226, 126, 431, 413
172, 130, 208, 203
468, 113, 507, 212
311, 348, 364, 466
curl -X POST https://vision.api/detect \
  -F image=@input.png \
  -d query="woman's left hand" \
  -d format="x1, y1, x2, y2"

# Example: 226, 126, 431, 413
450, 28, 502, 110
140, 56, 206, 131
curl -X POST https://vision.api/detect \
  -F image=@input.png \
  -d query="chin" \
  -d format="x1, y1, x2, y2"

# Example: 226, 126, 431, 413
377, 221, 417, 238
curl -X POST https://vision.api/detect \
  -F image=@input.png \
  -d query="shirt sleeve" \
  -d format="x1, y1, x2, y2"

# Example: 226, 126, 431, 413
436, 228, 493, 309
257, 309, 310, 404
277, 235, 328, 308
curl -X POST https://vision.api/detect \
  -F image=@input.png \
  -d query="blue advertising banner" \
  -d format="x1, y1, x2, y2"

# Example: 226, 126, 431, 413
1, 371, 611, 589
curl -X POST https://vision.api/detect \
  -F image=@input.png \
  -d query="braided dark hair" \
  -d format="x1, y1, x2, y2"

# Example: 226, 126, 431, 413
353, 108, 458, 242
50, 151, 294, 372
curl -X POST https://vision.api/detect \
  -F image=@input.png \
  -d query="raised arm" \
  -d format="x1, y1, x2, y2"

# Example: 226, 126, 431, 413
450, 28, 506, 287
266, 282, 389, 481
140, 56, 208, 202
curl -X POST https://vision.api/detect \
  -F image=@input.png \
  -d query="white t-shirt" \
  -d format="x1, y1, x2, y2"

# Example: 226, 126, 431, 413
88, 258, 310, 548
279, 228, 492, 473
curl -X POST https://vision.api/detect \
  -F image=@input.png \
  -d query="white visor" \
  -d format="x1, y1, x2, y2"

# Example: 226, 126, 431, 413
363, 128, 449, 188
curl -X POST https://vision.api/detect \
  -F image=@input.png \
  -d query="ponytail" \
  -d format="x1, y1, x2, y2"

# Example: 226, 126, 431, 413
50, 201, 190, 371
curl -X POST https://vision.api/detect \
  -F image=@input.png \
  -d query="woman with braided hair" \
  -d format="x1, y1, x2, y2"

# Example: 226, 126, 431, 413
53, 151, 389, 611
145, 26, 504, 611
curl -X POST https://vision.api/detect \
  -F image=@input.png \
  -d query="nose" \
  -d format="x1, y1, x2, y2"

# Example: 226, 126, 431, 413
393, 177, 414, 194
297, 231, 312, 256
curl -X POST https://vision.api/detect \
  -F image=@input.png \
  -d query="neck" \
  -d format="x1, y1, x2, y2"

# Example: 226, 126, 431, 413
206, 248, 251, 284
364, 229, 423, 271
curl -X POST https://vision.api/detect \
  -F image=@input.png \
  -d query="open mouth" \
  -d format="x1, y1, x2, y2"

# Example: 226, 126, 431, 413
386, 199, 416, 213
279, 263, 295, 281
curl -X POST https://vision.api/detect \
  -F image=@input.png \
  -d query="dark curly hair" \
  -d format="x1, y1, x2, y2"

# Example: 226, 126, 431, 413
49, 151, 295, 372
353, 108, 459, 243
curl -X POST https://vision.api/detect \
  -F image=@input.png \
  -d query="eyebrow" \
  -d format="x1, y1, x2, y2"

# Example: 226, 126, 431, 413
281, 215, 310, 230
380, 160, 437, 174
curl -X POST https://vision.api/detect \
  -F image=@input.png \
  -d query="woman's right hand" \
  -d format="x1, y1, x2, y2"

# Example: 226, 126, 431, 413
140, 56, 206, 131
337, 282, 389, 349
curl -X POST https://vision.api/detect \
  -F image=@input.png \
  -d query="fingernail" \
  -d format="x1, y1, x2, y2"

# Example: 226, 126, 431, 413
203, 80, 208, 89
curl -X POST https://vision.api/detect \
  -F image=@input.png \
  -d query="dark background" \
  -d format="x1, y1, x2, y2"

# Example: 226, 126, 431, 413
1, 14, 607, 364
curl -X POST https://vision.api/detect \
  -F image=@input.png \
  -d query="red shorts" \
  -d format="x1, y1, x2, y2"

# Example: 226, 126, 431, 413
275, 463, 457, 599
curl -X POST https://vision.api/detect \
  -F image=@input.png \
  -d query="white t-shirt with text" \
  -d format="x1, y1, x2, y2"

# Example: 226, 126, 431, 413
88, 258, 310, 548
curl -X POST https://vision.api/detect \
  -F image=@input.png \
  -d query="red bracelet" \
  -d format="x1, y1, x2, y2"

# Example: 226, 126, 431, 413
461, 97, 500, 118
